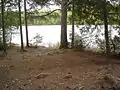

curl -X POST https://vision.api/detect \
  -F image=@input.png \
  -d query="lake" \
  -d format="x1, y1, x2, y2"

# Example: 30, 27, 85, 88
11, 25, 118, 47
11, 25, 80, 47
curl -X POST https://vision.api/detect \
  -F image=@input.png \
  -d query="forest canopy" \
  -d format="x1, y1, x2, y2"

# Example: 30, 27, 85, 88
0, 0, 120, 54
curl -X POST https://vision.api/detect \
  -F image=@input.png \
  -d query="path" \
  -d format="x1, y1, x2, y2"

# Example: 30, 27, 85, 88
0, 48, 120, 90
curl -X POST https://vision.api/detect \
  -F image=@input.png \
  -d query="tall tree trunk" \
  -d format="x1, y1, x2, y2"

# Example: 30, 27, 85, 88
103, 0, 110, 54
71, 0, 75, 48
1, 0, 7, 54
59, 0, 68, 49
24, 0, 29, 47
18, 0, 24, 51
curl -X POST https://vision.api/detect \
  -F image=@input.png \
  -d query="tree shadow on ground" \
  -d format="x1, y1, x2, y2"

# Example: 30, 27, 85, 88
91, 56, 120, 66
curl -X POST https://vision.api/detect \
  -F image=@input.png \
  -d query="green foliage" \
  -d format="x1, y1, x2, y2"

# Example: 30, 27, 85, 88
74, 39, 86, 51
0, 10, 19, 50
30, 33, 43, 47
96, 35, 120, 54
96, 38, 106, 51
93, 50, 105, 54
74, 0, 120, 25
1, 10, 70, 26
110, 35, 120, 54
69, 32, 86, 50
27, 10, 72, 25
4, 11, 19, 28
53, 42, 60, 49
26, 0, 120, 25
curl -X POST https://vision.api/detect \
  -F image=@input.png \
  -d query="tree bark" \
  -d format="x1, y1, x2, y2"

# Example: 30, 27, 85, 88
1, 0, 7, 54
71, 0, 75, 48
59, 0, 68, 49
18, 0, 24, 51
103, 0, 110, 54
24, 0, 29, 47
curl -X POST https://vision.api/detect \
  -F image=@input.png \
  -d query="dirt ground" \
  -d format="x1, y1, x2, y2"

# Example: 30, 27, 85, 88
0, 47, 120, 90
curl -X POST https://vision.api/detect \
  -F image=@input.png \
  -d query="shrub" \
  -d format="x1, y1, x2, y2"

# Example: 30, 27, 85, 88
30, 33, 43, 47
96, 36, 120, 55
53, 42, 60, 49
96, 38, 106, 51
74, 39, 86, 51
69, 32, 86, 51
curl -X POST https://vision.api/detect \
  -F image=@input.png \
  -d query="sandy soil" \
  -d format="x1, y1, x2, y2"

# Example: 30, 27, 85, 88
0, 48, 120, 90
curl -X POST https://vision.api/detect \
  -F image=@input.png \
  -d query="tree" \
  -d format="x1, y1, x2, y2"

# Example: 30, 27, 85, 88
59, 0, 68, 49
1, 0, 7, 55
103, 0, 110, 54
24, 0, 29, 47
18, 0, 24, 51
74, 0, 117, 54
71, 0, 75, 48
31, 0, 69, 49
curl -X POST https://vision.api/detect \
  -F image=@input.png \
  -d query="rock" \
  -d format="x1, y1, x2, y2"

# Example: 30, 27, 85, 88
36, 86, 41, 90
39, 67, 45, 70
35, 52, 42, 57
45, 52, 54, 56
68, 72, 71, 74
8, 65, 15, 70
103, 74, 118, 85
6, 56, 12, 60
28, 67, 34, 71
34, 73, 51, 79
78, 86, 84, 90
23, 83, 27, 86
64, 74, 72, 79
97, 66, 104, 72
19, 86, 24, 90
5, 84, 9, 88
91, 74, 120, 90
66, 84, 84, 90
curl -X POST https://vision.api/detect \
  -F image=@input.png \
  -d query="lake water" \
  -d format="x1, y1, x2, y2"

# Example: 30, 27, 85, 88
11, 25, 80, 47
11, 25, 118, 47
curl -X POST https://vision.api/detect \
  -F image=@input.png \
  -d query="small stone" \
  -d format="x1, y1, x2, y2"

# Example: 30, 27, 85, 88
23, 83, 27, 86
6, 56, 12, 60
39, 67, 44, 70
36, 86, 41, 90
68, 72, 71, 74
12, 80, 15, 83
9, 65, 15, 70
97, 66, 104, 71
103, 74, 116, 84
66, 84, 84, 90
28, 67, 34, 71
5, 84, 9, 88
19, 87, 24, 90
46, 52, 53, 56
64, 74, 72, 79
36, 53, 42, 57
35, 73, 50, 79
27, 75, 32, 80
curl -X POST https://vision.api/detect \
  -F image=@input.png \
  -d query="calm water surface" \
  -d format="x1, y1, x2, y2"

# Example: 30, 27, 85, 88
11, 25, 80, 46
11, 25, 118, 47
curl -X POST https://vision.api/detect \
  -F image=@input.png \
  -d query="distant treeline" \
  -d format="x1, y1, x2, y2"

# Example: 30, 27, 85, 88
0, 10, 72, 25
26, 10, 72, 25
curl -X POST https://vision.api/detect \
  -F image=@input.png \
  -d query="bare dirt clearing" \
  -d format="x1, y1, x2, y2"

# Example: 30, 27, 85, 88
0, 48, 120, 90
